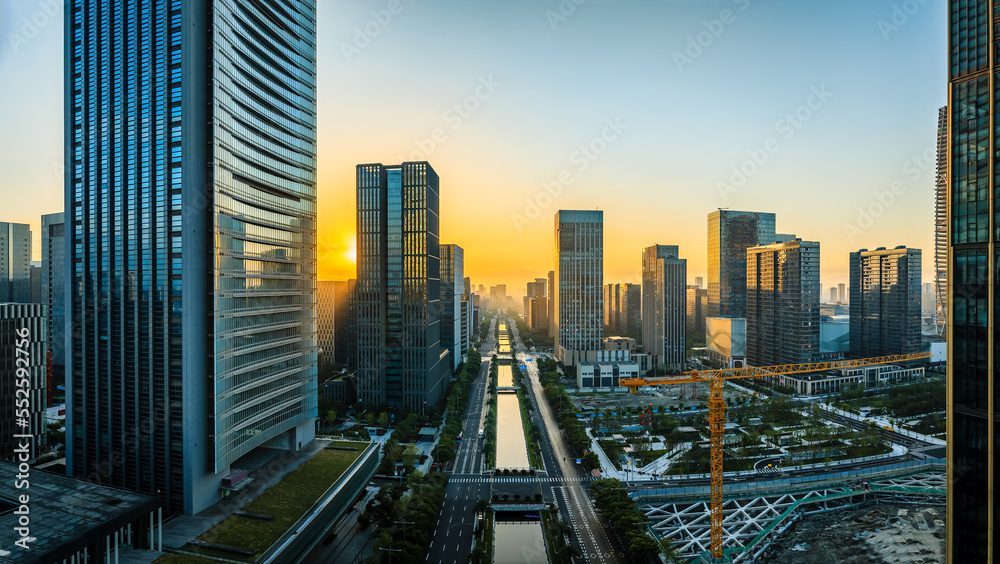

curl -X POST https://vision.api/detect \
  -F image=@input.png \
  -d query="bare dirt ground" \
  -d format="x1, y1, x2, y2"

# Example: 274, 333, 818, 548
759, 504, 945, 564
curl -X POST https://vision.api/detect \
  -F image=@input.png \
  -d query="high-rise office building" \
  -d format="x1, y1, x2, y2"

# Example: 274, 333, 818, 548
29, 263, 42, 304
554, 210, 603, 367
948, 8, 992, 557
0, 303, 47, 460
441, 244, 465, 370
355, 162, 449, 412
747, 239, 820, 366
848, 247, 921, 360
330, 280, 356, 369
547, 270, 556, 338
0, 222, 31, 303
318, 282, 336, 368
66, 0, 319, 515
707, 210, 777, 319
642, 245, 687, 370
604, 283, 640, 337
604, 283, 623, 334
935, 105, 948, 337
462, 276, 472, 353
41, 212, 65, 399
829, 287, 837, 303
525, 278, 547, 333
695, 276, 704, 289
686, 286, 708, 335
838, 282, 846, 303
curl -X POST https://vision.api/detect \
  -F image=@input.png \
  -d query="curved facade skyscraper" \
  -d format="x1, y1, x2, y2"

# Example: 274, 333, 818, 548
65, 0, 318, 515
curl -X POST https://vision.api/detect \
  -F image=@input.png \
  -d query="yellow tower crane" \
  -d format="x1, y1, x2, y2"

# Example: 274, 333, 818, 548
618, 351, 932, 561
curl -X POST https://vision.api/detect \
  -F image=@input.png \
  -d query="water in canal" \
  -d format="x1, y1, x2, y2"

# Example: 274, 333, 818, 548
498, 364, 514, 388
495, 393, 530, 469
494, 520, 547, 563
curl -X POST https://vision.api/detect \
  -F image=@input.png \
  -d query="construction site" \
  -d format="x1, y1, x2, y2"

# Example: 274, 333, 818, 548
571, 353, 946, 562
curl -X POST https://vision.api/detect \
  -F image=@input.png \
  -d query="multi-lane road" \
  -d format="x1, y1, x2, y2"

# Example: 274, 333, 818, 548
424, 318, 495, 563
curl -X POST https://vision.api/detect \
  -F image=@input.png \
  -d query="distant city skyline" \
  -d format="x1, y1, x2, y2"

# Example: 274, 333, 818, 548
0, 1, 945, 289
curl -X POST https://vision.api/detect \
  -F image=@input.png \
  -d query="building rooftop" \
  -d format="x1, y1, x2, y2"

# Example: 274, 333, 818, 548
0, 461, 158, 563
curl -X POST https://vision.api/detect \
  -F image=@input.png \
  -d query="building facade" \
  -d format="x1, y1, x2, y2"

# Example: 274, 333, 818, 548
935, 106, 948, 337
641, 245, 687, 370
947, 8, 992, 557
440, 244, 465, 370
848, 247, 922, 359
0, 222, 31, 303
66, 0, 319, 515
706, 317, 746, 368
42, 212, 65, 402
707, 210, 776, 319
0, 303, 47, 460
746, 239, 820, 366
686, 286, 708, 335
547, 270, 556, 338
318, 281, 336, 367
355, 162, 449, 412
554, 210, 603, 367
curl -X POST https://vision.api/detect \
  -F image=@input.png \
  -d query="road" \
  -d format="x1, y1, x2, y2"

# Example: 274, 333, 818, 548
424, 317, 496, 564
508, 318, 627, 564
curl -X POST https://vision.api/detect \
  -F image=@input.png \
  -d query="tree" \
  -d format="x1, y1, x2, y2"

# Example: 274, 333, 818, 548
365, 412, 376, 426
473, 498, 491, 515
327, 410, 338, 427
379, 412, 390, 428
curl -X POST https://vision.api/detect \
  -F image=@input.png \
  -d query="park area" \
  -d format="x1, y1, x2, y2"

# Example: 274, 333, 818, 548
157, 442, 364, 563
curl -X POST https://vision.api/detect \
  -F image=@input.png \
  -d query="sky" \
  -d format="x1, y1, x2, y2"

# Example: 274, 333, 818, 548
0, 0, 946, 297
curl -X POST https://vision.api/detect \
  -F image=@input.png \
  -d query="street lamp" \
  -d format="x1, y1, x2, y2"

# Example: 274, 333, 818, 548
394, 520, 414, 542
379, 546, 401, 564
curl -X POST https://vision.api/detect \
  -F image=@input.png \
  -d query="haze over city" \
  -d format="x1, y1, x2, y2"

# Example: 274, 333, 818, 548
0, 0, 944, 292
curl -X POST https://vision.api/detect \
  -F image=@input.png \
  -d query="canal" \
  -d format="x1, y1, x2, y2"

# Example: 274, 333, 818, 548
494, 520, 546, 564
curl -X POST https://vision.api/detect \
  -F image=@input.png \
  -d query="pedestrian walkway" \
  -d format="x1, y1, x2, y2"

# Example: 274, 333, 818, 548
447, 476, 595, 484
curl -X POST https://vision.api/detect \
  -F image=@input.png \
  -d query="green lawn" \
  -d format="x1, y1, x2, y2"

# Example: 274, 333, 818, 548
159, 443, 364, 562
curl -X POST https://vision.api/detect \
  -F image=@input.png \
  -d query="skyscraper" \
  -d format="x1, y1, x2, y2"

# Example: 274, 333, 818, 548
41, 212, 65, 398
318, 282, 336, 367
848, 247, 922, 359
66, 0, 319, 515
746, 239, 820, 366
333, 279, 357, 369
604, 283, 640, 337
355, 162, 449, 412
441, 244, 465, 370
0, 222, 31, 303
707, 210, 777, 319
947, 10, 991, 555
554, 210, 603, 367
695, 276, 704, 289
838, 282, 846, 303
935, 105, 948, 337
642, 245, 687, 370
686, 285, 708, 335
547, 270, 556, 338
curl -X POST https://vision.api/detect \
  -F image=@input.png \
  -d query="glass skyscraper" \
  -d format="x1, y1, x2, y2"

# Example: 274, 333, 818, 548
66, 0, 318, 515
554, 210, 604, 367
0, 222, 32, 303
42, 212, 65, 396
440, 244, 465, 371
355, 162, 449, 413
706, 210, 777, 319
947, 2, 991, 558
